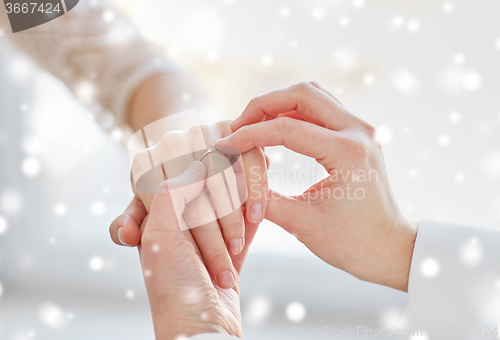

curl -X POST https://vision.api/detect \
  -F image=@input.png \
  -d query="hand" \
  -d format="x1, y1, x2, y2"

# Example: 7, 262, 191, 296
139, 162, 257, 339
216, 82, 418, 291
110, 120, 268, 289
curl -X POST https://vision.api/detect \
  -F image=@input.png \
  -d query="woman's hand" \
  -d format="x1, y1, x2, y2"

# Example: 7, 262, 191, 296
216, 82, 418, 292
139, 162, 257, 339
110, 120, 268, 289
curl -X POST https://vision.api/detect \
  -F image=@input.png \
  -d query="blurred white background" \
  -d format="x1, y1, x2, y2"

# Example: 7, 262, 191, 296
1, 0, 500, 339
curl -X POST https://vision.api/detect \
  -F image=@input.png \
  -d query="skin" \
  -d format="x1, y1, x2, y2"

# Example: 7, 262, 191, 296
217, 82, 418, 292
109, 74, 269, 289
139, 162, 259, 339
113, 80, 419, 339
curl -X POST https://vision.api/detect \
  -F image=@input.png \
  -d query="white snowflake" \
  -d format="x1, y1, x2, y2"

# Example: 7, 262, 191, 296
461, 238, 483, 266
363, 73, 376, 86
453, 53, 465, 65
260, 54, 274, 67
352, 0, 364, 9
381, 307, 402, 330
392, 16, 404, 28
339, 16, 350, 27
407, 19, 420, 33
0, 215, 8, 235
0, 189, 24, 215
437, 134, 450, 147
482, 153, 500, 179
462, 71, 482, 91
125, 289, 135, 299
375, 125, 394, 145
39, 303, 67, 329
90, 201, 106, 216
75, 81, 96, 101
286, 302, 306, 322
311, 7, 325, 20
21, 157, 41, 177
421, 258, 440, 278
54, 203, 67, 216
392, 69, 419, 95
279, 6, 290, 17
454, 172, 465, 182
89, 256, 104, 272
8, 57, 34, 81
443, 2, 454, 13
207, 50, 219, 63
102, 10, 115, 22
246, 296, 272, 325
449, 111, 461, 123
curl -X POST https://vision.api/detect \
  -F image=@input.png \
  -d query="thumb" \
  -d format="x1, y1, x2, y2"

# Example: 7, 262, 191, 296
265, 189, 310, 236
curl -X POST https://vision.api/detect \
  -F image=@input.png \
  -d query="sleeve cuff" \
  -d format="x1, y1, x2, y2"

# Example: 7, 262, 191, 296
113, 58, 181, 126
400, 220, 500, 339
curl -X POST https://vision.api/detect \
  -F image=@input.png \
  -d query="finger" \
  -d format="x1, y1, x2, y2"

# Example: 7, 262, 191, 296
309, 81, 346, 109
231, 217, 259, 276
240, 148, 268, 224
277, 111, 306, 121
109, 195, 146, 247
202, 151, 246, 256
204, 153, 245, 255
231, 82, 360, 132
166, 156, 238, 289
183, 227, 204, 264
189, 212, 237, 289
218, 117, 346, 170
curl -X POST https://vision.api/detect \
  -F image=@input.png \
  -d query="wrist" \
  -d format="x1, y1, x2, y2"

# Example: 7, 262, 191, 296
126, 73, 207, 132
152, 308, 227, 340
384, 217, 418, 292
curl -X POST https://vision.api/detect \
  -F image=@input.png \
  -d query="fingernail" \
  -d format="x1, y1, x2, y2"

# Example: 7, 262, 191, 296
227, 238, 243, 255
217, 270, 235, 289
250, 203, 263, 223
215, 136, 230, 146
230, 119, 239, 132
187, 161, 205, 174
118, 227, 131, 247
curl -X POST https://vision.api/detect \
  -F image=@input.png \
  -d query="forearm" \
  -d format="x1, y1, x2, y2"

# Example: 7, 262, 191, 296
127, 73, 208, 132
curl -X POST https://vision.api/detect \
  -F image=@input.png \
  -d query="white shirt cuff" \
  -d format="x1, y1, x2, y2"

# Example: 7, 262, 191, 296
400, 220, 500, 339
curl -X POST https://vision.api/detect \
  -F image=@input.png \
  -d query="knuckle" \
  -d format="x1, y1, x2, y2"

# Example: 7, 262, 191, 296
206, 250, 229, 264
276, 116, 298, 134
293, 81, 315, 93
340, 136, 368, 159
248, 96, 260, 107
309, 81, 321, 88
221, 220, 244, 233
360, 122, 376, 140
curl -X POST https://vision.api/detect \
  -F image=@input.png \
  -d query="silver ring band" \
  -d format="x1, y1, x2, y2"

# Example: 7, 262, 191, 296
198, 147, 225, 162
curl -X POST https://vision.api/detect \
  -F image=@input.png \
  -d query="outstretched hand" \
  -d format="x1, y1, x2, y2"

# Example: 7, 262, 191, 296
139, 161, 258, 339
217, 82, 418, 291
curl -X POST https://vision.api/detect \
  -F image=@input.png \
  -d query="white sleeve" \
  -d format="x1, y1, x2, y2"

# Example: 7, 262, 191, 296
400, 220, 500, 340
188, 333, 240, 340
1, 0, 180, 127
